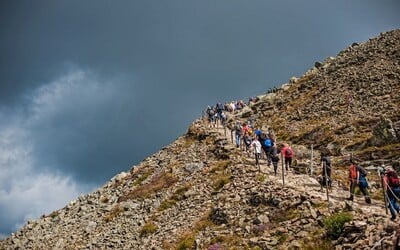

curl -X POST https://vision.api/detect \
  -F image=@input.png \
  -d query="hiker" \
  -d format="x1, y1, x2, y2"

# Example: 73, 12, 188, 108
250, 137, 262, 168
246, 120, 253, 131
242, 122, 252, 140
236, 100, 244, 110
281, 144, 294, 171
263, 136, 273, 166
320, 154, 332, 189
383, 165, 400, 221
243, 131, 253, 154
220, 112, 227, 127
206, 106, 215, 128
216, 102, 224, 121
234, 121, 242, 148
347, 159, 371, 203
229, 102, 235, 113
271, 143, 280, 176
254, 127, 262, 140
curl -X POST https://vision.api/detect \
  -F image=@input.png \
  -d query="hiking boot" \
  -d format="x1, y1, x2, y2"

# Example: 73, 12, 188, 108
365, 197, 371, 204
347, 196, 354, 201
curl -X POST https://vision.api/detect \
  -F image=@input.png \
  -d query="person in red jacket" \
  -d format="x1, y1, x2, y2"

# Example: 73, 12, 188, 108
383, 165, 400, 221
347, 159, 371, 203
281, 143, 294, 171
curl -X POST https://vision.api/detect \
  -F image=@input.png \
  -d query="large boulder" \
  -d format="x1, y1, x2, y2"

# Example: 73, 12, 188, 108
369, 117, 398, 146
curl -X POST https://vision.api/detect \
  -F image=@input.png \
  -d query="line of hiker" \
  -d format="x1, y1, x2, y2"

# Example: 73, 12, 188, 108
319, 155, 400, 223
204, 98, 261, 128
233, 120, 293, 176
203, 113, 400, 222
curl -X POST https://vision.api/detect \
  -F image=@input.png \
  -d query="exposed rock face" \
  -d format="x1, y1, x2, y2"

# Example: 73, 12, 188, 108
369, 117, 399, 146
1, 29, 399, 250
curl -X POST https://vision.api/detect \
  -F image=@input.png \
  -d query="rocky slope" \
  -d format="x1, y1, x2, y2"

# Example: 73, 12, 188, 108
1, 29, 399, 250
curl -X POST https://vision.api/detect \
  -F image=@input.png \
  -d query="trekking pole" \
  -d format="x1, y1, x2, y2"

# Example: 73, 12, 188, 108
380, 173, 388, 215
324, 163, 330, 205
224, 124, 227, 138
281, 152, 285, 186
310, 144, 314, 176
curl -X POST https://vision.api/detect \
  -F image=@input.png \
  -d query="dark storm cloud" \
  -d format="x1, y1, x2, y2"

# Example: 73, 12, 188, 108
0, 0, 399, 238
1, 0, 396, 105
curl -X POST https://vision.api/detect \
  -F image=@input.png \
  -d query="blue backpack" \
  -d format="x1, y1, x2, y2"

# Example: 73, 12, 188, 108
358, 175, 368, 189
264, 139, 272, 147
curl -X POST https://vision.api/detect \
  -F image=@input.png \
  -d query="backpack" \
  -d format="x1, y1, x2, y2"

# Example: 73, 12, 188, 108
264, 139, 272, 147
234, 124, 241, 133
285, 148, 293, 157
358, 174, 368, 189
349, 165, 357, 180
322, 156, 331, 167
259, 133, 267, 141
357, 165, 367, 177
387, 170, 400, 188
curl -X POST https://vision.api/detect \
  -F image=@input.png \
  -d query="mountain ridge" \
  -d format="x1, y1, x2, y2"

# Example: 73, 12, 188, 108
1, 28, 399, 250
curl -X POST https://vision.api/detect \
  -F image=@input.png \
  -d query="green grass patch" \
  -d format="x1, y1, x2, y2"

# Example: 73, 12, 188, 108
176, 232, 196, 250
208, 234, 244, 249
274, 231, 288, 244
270, 207, 298, 223
48, 211, 59, 219
140, 221, 158, 236
213, 175, 231, 191
103, 205, 124, 222
120, 172, 178, 201
209, 160, 230, 173
158, 199, 177, 211
133, 168, 155, 186
256, 174, 267, 183
300, 228, 333, 249
323, 212, 353, 239
174, 211, 215, 249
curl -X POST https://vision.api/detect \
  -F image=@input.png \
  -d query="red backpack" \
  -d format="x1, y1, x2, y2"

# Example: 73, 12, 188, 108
387, 170, 400, 188
285, 148, 293, 158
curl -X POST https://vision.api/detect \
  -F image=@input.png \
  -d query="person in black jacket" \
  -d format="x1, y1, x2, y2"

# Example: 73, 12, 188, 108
320, 154, 332, 189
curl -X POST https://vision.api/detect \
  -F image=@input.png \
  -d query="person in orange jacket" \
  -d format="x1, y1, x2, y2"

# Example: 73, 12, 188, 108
347, 159, 371, 203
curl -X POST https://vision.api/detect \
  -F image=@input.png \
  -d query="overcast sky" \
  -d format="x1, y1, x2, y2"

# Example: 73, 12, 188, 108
0, 0, 399, 238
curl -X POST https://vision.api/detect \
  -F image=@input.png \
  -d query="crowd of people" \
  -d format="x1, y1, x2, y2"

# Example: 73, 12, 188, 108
204, 98, 261, 128
232, 119, 293, 176
203, 107, 400, 222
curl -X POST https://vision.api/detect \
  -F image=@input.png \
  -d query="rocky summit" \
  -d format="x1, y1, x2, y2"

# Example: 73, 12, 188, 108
1, 29, 399, 250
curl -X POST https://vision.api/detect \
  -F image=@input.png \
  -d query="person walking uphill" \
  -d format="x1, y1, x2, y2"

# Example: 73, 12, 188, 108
234, 121, 242, 148
271, 143, 280, 176
321, 154, 332, 189
250, 137, 262, 170
383, 165, 400, 221
281, 144, 294, 171
347, 159, 371, 203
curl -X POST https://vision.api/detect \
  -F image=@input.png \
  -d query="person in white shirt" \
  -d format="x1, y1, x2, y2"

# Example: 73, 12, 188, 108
250, 137, 262, 169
